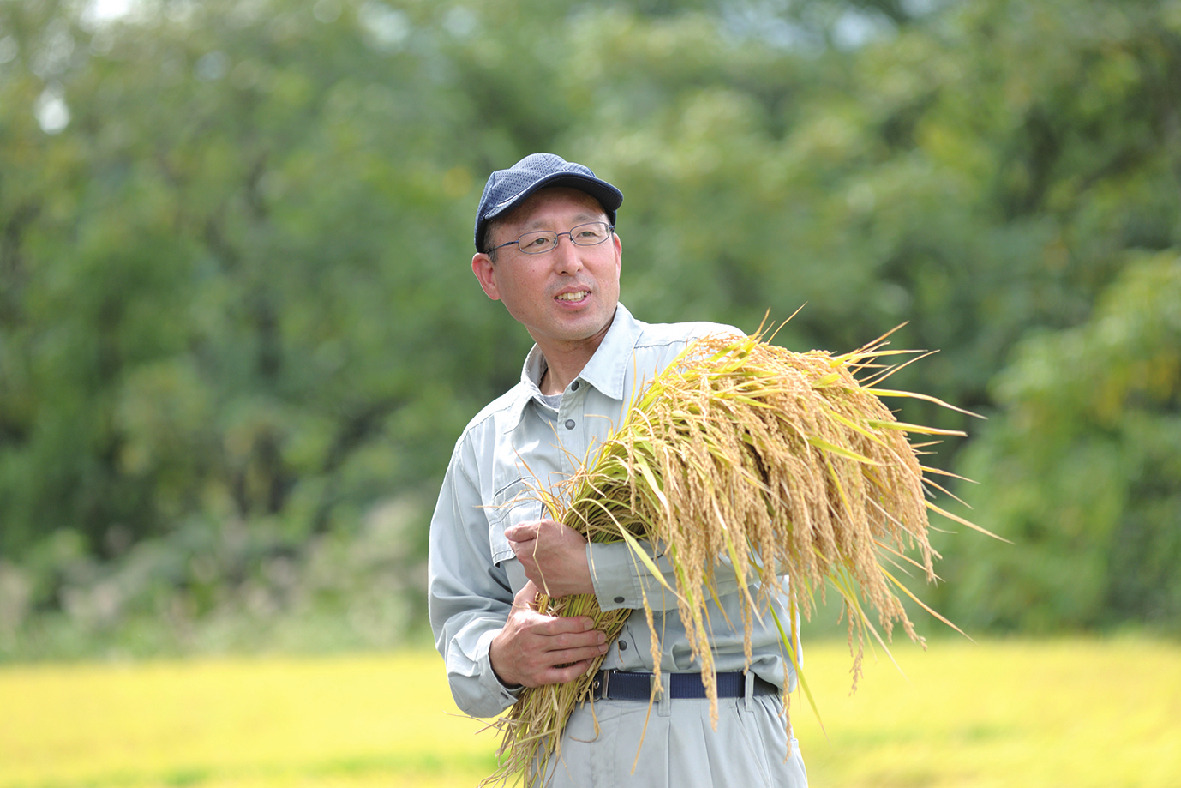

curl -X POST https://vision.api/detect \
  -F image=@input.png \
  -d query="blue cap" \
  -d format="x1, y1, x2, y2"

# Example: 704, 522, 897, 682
474, 153, 623, 252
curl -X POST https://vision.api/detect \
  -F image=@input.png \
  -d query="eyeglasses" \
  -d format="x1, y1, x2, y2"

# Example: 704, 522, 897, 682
489, 221, 614, 255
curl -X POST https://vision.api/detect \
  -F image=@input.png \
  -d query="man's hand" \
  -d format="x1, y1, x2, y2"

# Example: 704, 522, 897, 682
489, 581, 608, 688
505, 519, 594, 597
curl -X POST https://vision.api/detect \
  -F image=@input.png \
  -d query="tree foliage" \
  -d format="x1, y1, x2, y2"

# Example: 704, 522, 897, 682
0, 0, 1178, 646
946, 254, 1181, 632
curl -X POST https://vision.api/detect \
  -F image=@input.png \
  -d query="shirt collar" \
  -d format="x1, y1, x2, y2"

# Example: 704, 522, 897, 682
505, 303, 640, 428
576, 303, 639, 401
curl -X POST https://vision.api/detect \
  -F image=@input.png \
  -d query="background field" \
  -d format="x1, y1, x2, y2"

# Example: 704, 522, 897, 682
4, 638, 1179, 788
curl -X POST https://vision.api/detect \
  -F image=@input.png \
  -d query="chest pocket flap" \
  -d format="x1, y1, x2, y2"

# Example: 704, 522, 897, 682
489, 478, 544, 566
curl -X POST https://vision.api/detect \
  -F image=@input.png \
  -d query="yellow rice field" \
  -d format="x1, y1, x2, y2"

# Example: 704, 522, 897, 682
2, 638, 1179, 787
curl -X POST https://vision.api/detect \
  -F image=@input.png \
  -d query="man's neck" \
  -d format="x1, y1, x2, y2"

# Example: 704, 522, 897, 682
535, 317, 615, 395
539, 352, 590, 395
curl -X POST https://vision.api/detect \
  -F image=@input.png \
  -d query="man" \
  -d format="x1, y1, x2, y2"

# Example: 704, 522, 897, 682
428, 153, 808, 786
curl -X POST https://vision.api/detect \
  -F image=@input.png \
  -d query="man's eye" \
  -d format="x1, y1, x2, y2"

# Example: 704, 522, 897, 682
522, 235, 549, 248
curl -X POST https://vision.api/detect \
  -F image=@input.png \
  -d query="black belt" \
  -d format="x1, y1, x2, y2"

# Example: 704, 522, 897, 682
591, 670, 778, 701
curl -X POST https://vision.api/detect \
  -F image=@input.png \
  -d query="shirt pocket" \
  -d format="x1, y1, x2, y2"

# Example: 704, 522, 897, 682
489, 477, 544, 566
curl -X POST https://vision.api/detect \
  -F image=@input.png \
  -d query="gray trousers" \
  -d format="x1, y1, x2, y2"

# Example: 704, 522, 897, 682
540, 692, 808, 787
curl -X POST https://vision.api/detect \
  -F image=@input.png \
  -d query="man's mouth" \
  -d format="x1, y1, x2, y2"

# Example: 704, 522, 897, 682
556, 290, 589, 302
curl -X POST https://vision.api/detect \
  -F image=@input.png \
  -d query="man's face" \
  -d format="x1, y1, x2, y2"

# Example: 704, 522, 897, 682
471, 187, 622, 353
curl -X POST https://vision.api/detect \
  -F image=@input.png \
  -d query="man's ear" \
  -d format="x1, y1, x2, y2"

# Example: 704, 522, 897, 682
471, 252, 500, 301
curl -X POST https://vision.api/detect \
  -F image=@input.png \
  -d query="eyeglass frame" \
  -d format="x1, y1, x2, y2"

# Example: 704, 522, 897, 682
486, 221, 615, 256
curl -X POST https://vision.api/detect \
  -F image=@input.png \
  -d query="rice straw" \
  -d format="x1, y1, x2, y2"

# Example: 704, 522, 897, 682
482, 323, 987, 786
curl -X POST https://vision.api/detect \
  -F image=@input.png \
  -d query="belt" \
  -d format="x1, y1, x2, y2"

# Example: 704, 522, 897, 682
590, 670, 779, 701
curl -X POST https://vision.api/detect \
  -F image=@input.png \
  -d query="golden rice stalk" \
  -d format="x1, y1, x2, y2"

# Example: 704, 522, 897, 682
482, 325, 983, 787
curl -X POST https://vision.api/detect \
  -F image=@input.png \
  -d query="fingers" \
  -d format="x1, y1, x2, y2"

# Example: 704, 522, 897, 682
532, 617, 607, 656
523, 627, 609, 687
537, 655, 603, 686
536, 613, 600, 638
505, 520, 593, 598
504, 520, 544, 543
507, 521, 552, 593
493, 598, 608, 688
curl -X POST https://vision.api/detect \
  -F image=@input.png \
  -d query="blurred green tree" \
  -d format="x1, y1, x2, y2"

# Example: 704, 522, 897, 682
0, 0, 1177, 644
947, 254, 1181, 633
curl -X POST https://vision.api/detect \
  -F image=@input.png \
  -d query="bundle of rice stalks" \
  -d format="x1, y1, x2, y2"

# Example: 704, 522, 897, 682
485, 325, 984, 786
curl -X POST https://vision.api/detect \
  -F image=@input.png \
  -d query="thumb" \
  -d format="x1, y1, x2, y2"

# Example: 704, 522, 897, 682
505, 522, 540, 543
514, 580, 541, 608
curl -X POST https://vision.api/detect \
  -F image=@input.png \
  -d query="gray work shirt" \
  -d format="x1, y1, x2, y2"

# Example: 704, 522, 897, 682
428, 303, 800, 719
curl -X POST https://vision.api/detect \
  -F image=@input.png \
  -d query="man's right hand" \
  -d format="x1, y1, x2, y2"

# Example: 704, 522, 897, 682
489, 581, 609, 689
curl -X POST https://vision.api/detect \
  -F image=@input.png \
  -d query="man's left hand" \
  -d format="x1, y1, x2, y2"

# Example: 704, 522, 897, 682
505, 519, 594, 597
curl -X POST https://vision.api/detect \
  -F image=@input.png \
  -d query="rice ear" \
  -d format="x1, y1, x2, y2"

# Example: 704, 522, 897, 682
482, 322, 989, 787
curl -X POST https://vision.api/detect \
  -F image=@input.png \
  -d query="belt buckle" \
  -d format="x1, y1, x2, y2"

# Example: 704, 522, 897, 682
601, 670, 611, 698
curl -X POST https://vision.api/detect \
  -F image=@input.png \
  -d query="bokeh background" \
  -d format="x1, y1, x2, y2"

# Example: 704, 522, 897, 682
1, 0, 1179, 784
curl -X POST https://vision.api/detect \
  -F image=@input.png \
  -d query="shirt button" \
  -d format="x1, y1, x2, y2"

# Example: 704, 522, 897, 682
572, 381, 580, 390
565, 419, 575, 430
614, 596, 625, 604
619, 641, 628, 651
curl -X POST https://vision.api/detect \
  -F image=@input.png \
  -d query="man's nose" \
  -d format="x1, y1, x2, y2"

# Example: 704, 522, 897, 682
551, 233, 583, 273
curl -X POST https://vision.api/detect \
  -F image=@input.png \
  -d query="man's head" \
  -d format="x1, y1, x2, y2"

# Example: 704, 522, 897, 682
470, 155, 624, 359
474, 153, 622, 254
